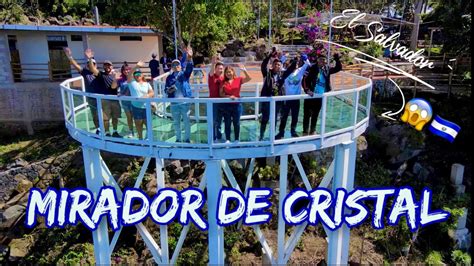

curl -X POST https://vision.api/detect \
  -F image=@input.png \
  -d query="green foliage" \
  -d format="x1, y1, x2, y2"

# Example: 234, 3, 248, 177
359, 42, 384, 59
451, 250, 471, 265
423, 0, 471, 54
425, 251, 444, 265
57, 243, 95, 265
355, 159, 391, 188
257, 164, 280, 181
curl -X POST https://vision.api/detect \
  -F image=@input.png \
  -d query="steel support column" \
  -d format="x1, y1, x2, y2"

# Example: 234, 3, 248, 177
82, 146, 111, 265
206, 160, 225, 264
327, 141, 356, 265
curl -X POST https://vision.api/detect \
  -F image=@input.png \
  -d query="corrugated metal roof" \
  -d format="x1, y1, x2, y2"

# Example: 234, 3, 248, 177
0, 24, 161, 34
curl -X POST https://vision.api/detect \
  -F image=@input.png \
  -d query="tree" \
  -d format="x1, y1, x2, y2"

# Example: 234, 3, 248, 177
422, 0, 471, 54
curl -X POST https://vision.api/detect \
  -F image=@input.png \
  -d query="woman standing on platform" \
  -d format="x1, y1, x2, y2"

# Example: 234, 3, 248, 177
118, 63, 135, 138
220, 64, 251, 143
127, 61, 155, 140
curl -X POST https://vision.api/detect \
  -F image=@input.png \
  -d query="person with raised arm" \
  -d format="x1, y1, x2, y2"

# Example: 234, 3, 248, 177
219, 64, 251, 143
259, 47, 297, 141
208, 55, 225, 141
64, 47, 100, 132
84, 48, 122, 137
302, 53, 342, 136
277, 54, 311, 139
165, 46, 194, 143
127, 60, 155, 140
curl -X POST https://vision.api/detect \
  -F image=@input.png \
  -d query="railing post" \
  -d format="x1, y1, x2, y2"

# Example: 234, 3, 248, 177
207, 101, 214, 157
269, 98, 276, 154
96, 96, 105, 137
320, 95, 327, 145
67, 91, 76, 128
146, 101, 153, 142
255, 84, 260, 121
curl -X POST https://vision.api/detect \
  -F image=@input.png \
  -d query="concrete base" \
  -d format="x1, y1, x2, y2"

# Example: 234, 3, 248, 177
0, 82, 64, 135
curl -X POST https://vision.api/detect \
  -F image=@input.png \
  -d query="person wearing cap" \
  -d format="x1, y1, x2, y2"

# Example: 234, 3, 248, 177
164, 46, 194, 143
64, 47, 100, 132
85, 48, 122, 138
259, 47, 297, 141
126, 61, 155, 140
276, 53, 311, 139
149, 53, 160, 79
117, 63, 135, 138
302, 53, 342, 136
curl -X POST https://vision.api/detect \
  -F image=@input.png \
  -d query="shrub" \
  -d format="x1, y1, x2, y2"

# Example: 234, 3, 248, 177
451, 250, 471, 265
425, 251, 444, 265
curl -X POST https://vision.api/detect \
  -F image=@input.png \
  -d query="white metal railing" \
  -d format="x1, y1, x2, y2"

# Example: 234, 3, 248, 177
60, 71, 372, 155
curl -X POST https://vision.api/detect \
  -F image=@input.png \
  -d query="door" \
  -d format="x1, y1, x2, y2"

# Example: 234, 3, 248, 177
8, 35, 21, 82
47, 35, 71, 81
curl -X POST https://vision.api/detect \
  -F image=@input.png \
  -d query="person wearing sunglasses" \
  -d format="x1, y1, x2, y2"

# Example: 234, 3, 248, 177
164, 46, 194, 143
127, 61, 154, 140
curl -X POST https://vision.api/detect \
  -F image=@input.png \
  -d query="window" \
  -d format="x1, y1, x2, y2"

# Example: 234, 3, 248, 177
71, 35, 83, 41
120, 36, 142, 41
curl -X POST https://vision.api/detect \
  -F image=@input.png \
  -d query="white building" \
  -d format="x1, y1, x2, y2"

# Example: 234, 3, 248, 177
0, 24, 164, 135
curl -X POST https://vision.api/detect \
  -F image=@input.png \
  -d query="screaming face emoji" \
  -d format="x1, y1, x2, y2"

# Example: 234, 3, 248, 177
401, 98, 433, 131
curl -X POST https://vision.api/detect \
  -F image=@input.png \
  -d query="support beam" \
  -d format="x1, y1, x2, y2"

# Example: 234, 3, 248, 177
206, 160, 225, 264
277, 155, 288, 264
156, 157, 169, 264
327, 141, 356, 265
81, 146, 111, 265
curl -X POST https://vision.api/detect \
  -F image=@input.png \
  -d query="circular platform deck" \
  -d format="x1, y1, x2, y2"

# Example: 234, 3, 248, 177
60, 70, 372, 159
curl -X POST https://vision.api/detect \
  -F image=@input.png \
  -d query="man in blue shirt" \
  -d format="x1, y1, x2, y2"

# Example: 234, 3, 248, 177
165, 46, 194, 143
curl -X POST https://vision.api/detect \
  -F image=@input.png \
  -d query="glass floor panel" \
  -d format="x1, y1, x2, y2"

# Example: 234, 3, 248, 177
73, 96, 366, 143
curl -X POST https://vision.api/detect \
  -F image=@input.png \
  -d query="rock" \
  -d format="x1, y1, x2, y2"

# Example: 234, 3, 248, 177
5, 191, 29, 209
418, 167, 430, 181
45, 158, 54, 164
15, 179, 33, 193
357, 136, 368, 151
229, 160, 243, 170
450, 164, 464, 185
412, 162, 423, 175
8, 238, 33, 261
0, 205, 25, 228
13, 174, 28, 182
145, 177, 157, 196
452, 184, 466, 194
7, 158, 28, 169
396, 162, 407, 176
63, 15, 74, 21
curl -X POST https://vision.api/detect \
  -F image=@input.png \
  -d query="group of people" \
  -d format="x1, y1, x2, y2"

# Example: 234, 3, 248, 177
65, 45, 341, 143
207, 48, 342, 143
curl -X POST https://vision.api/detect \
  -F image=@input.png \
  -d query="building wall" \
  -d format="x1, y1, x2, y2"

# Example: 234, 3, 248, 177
0, 33, 14, 86
87, 34, 160, 64
1, 31, 161, 81
0, 82, 63, 135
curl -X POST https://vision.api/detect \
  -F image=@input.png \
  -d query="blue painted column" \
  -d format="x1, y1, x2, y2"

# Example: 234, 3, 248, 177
327, 141, 356, 265
206, 160, 224, 264
82, 146, 111, 265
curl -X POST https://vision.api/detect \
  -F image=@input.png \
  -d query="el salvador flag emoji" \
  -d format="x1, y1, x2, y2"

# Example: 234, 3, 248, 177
428, 115, 461, 143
